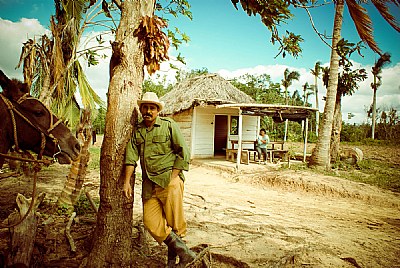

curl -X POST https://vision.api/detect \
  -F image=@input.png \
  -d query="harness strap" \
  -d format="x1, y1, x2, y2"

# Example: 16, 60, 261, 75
0, 93, 61, 158
0, 94, 20, 151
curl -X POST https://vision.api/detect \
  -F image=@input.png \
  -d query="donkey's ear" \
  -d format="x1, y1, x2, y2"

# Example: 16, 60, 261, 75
0, 70, 11, 96
20, 82, 30, 94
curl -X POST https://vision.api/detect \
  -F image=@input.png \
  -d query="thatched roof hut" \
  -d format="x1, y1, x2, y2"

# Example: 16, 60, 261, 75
161, 73, 255, 115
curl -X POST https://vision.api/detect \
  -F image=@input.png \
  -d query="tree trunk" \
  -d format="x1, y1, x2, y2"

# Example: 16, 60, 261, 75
330, 93, 342, 162
57, 112, 92, 210
315, 76, 319, 137
309, 0, 344, 169
86, 1, 155, 267
371, 78, 377, 139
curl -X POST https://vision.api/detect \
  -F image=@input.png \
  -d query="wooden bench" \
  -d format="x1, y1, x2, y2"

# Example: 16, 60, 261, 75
226, 149, 250, 165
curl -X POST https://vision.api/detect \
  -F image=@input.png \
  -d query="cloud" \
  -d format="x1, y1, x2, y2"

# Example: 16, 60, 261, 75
2, 18, 399, 125
0, 18, 48, 79
217, 62, 400, 124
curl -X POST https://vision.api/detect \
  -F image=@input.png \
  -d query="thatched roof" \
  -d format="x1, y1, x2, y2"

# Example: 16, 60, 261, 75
160, 73, 255, 115
217, 103, 318, 122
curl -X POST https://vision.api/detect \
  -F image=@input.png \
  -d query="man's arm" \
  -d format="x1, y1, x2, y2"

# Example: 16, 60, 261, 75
123, 165, 135, 198
123, 138, 139, 199
169, 120, 190, 171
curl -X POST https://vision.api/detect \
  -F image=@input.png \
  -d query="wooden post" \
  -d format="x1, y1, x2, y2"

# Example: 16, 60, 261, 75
7, 193, 45, 267
303, 117, 309, 162
284, 119, 288, 142
236, 109, 243, 171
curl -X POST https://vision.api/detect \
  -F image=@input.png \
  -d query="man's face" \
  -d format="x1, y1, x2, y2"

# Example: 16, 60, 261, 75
140, 103, 160, 125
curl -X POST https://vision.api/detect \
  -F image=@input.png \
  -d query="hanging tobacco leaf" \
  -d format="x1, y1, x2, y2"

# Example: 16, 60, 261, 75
134, 15, 170, 75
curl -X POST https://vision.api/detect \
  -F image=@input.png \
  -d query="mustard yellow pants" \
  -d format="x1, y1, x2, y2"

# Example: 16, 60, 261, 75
143, 176, 187, 244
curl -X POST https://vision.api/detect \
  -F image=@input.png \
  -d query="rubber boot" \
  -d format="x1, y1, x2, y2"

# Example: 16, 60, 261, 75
164, 231, 196, 267
167, 246, 177, 268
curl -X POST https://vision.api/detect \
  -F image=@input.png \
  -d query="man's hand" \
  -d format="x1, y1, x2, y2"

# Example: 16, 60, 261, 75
123, 165, 135, 199
123, 182, 133, 199
171, 168, 181, 180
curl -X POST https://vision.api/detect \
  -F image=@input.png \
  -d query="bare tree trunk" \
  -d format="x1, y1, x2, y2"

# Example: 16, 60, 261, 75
57, 110, 92, 210
330, 93, 342, 162
86, 1, 155, 267
371, 79, 377, 139
309, 0, 344, 169
315, 76, 320, 137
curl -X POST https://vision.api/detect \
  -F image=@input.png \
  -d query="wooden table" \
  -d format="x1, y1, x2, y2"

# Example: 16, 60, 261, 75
230, 140, 256, 149
226, 140, 257, 164
270, 141, 284, 150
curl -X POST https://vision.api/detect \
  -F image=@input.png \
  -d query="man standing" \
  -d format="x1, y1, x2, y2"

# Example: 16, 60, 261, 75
123, 92, 196, 267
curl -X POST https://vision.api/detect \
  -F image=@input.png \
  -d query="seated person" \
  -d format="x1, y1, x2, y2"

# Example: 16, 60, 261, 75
256, 128, 270, 163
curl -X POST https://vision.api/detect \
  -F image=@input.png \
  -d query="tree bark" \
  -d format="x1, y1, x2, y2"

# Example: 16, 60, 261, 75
309, 0, 344, 169
314, 75, 319, 137
330, 93, 342, 162
85, 1, 155, 267
371, 79, 377, 139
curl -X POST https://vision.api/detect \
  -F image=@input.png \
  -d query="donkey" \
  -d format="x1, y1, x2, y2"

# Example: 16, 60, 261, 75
0, 70, 81, 169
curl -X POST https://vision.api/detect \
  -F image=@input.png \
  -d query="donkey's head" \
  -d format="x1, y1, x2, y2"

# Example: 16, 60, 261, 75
0, 70, 81, 164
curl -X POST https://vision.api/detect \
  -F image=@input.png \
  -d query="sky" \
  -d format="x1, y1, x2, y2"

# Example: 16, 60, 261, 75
0, 0, 399, 124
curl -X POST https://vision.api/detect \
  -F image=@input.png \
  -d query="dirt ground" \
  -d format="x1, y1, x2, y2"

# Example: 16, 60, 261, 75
0, 139, 399, 267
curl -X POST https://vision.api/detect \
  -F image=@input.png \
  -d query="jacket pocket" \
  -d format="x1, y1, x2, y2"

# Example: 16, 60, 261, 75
152, 135, 170, 155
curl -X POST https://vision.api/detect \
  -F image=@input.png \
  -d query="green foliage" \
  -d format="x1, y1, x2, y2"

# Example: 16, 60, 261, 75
230, 73, 284, 104
74, 193, 99, 215
88, 146, 101, 170
175, 68, 209, 83
57, 203, 71, 216
230, 0, 305, 58
92, 106, 106, 134
341, 107, 400, 143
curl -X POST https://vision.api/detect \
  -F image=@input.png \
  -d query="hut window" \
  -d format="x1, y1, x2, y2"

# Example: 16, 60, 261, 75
230, 116, 239, 135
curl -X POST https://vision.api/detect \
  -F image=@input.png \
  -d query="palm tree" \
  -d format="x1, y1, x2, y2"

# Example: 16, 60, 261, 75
18, 1, 105, 211
281, 68, 300, 105
371, 52, 391, 139
309, 0, 399, 169
302, 82, 313, 106
310, 61, 321, 136
281, 68, 300, 141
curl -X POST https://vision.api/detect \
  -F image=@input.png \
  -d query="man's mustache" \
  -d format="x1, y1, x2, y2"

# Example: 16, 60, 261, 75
143, 113, 152, 117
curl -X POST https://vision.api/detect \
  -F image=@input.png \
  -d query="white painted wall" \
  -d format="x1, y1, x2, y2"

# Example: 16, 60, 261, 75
229, 115, 259, 150
192, 106, 259, 158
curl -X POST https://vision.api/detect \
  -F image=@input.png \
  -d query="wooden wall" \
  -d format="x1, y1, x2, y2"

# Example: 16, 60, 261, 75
168, 106, 259, 159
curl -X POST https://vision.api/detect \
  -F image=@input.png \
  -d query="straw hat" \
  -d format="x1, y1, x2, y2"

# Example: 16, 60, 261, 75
137, 92, 164, 111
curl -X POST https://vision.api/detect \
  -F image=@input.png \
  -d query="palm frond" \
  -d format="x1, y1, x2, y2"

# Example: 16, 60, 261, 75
346, 0, 380, 54
74, 61, 105, 109
371, 0, 400, 33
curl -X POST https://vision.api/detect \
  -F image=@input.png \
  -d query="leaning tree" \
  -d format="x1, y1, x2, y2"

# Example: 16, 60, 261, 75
309, 0, 400, 169
85, 0, 307, 266
371, 52, 391, 139
321, 39, 368, 161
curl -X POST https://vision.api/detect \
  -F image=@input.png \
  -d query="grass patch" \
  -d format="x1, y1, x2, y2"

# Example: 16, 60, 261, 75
281, 158, 400, 193
88, 146, 101, 170
348, 159, 400, 192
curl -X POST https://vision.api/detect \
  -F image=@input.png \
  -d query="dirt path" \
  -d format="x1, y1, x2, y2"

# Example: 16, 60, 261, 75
1, 148, 400, 267
180, 164, 400, 268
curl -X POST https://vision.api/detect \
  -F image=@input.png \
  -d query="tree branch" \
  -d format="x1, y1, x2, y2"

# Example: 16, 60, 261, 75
303, 6, 332, 48
112, 0, 122, 10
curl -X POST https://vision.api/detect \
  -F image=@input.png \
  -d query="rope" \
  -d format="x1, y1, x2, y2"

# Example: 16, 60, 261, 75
0, 152, 53, 165
0, 94, 20, 151
0, 93, 58, 228
0, 93, 61, 158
